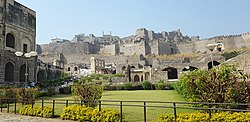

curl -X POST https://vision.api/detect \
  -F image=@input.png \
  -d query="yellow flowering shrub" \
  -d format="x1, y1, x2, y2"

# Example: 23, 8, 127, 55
60, 105, 122, 122
153, 112, 250, 122
19, 105, 53, 118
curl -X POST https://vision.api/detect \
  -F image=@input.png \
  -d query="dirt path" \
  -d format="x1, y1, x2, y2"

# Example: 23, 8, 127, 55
0, 112, 73, 122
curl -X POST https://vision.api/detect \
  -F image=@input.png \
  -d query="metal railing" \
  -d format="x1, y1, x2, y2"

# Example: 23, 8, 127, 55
0, 98, 250, 122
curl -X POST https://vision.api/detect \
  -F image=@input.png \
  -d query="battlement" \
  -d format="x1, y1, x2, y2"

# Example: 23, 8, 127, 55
200, 32, 250, 41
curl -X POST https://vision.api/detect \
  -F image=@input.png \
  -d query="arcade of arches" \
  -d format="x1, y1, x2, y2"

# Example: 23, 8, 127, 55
127, 60, 221, 82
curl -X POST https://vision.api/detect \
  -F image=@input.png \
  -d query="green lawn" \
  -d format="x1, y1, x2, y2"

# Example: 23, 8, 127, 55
101, 90, 193, 121
33, 90, 193, 121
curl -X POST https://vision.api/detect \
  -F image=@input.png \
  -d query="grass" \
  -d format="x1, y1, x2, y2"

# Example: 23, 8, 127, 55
35, 90, 193, 121
2, 90, 193, 122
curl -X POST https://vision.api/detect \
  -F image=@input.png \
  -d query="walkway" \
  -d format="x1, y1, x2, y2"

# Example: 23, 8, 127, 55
0, 112, 73, 122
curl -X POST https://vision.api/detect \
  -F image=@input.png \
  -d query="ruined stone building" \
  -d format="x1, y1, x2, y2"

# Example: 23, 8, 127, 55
0, 0, 36, 86
0, 0, 63, 86
37, 27, 250, 82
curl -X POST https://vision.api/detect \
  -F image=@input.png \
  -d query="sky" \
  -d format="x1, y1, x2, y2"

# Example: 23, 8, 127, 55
16, 0, 250, 44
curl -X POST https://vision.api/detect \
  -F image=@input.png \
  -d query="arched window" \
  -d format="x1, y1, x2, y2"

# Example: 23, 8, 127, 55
208, 61, 220, 69
19, 64, 29, 83
6, 33, 15, 48
122, 66, 126, 71
134, 75, 140, 82
5, 62, 14, 82
74, 66, 78, 71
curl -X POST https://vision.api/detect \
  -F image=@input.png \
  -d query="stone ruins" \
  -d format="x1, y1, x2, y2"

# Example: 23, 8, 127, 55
1, 0, 250, 85
37, 27, 250, 82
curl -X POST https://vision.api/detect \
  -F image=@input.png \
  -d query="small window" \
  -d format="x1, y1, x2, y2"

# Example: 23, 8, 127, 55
217, 48, 222, 52
6, 33, 15, 48
67, 67, 70, 71
171, 48, 174, 54
23, 44, 28, 53
74, 66, 77, 71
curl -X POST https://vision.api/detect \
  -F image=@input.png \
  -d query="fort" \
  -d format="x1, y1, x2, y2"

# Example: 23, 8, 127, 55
1, 0, 250, 85
37, 27, 250, 83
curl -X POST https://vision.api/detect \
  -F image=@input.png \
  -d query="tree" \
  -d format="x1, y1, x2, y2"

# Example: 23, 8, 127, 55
175, 64, 250, 109
72, 77, 103, 107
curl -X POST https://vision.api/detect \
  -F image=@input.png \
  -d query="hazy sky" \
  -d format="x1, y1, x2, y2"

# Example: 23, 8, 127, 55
16, 0, 250, 44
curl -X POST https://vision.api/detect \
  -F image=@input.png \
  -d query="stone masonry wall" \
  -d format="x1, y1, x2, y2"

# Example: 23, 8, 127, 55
39, 42, 91, 54
119, 42, 146, 55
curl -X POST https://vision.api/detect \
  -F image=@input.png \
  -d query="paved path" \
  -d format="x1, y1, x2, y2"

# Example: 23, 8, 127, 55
0, 112, 73, 122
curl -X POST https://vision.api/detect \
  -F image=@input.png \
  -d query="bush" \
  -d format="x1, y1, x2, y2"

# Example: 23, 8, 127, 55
72, 83, 103, 107
122, 82, 134, 90
19, 105, 53, 118
59, 86, 71, 94
154, 80, 166, 90
165, 82, 175, 90
47, 87, 57, 97
60, 105, 121, 122
36, 91, 47, 98
222, 50, 239, 60
103, 84, 123, 90
153, 112, 250, 122
4, 88, 17, 101
0, 88, 38, 104
16, 88, 38, 103
133, 83, 143, 90
142, 81, 152, 90
175, 64, 250, 109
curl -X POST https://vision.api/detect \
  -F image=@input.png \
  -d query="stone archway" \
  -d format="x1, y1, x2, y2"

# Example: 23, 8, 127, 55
121, 66, 126, 74
19, 64, 29, 83
163, 67, 178, 79
145, 72, 150, 80
55, 70, 61, 79
134, 75, 140, 82
5, 62, 14, 82
208, 61, 220, 69
37, 70, 46, 83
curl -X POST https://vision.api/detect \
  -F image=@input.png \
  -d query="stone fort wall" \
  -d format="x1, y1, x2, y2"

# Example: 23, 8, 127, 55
39, 42, 99, 54
176, 33, 250, 54
38, 53, 142, 66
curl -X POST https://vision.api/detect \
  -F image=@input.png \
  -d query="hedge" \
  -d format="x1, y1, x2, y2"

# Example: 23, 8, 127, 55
19, 105, 53, 118
153, 112, 250, 122
60, 105, 122, 122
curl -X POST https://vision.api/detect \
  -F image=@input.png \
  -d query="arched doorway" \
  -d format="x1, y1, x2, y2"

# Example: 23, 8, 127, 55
145, 72, 150, 80
163, 67, 178, 79
47, 70, 53, 80
55, 71, 61, 79
19, 64, 29, 83
5, 62, 14, 82
182, 66, 198, 71
6, 33, 15, 48
208, 61, 220, 69
37, 70, 46, 82
134, 75, 140, 82
121, 66, 126, 74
